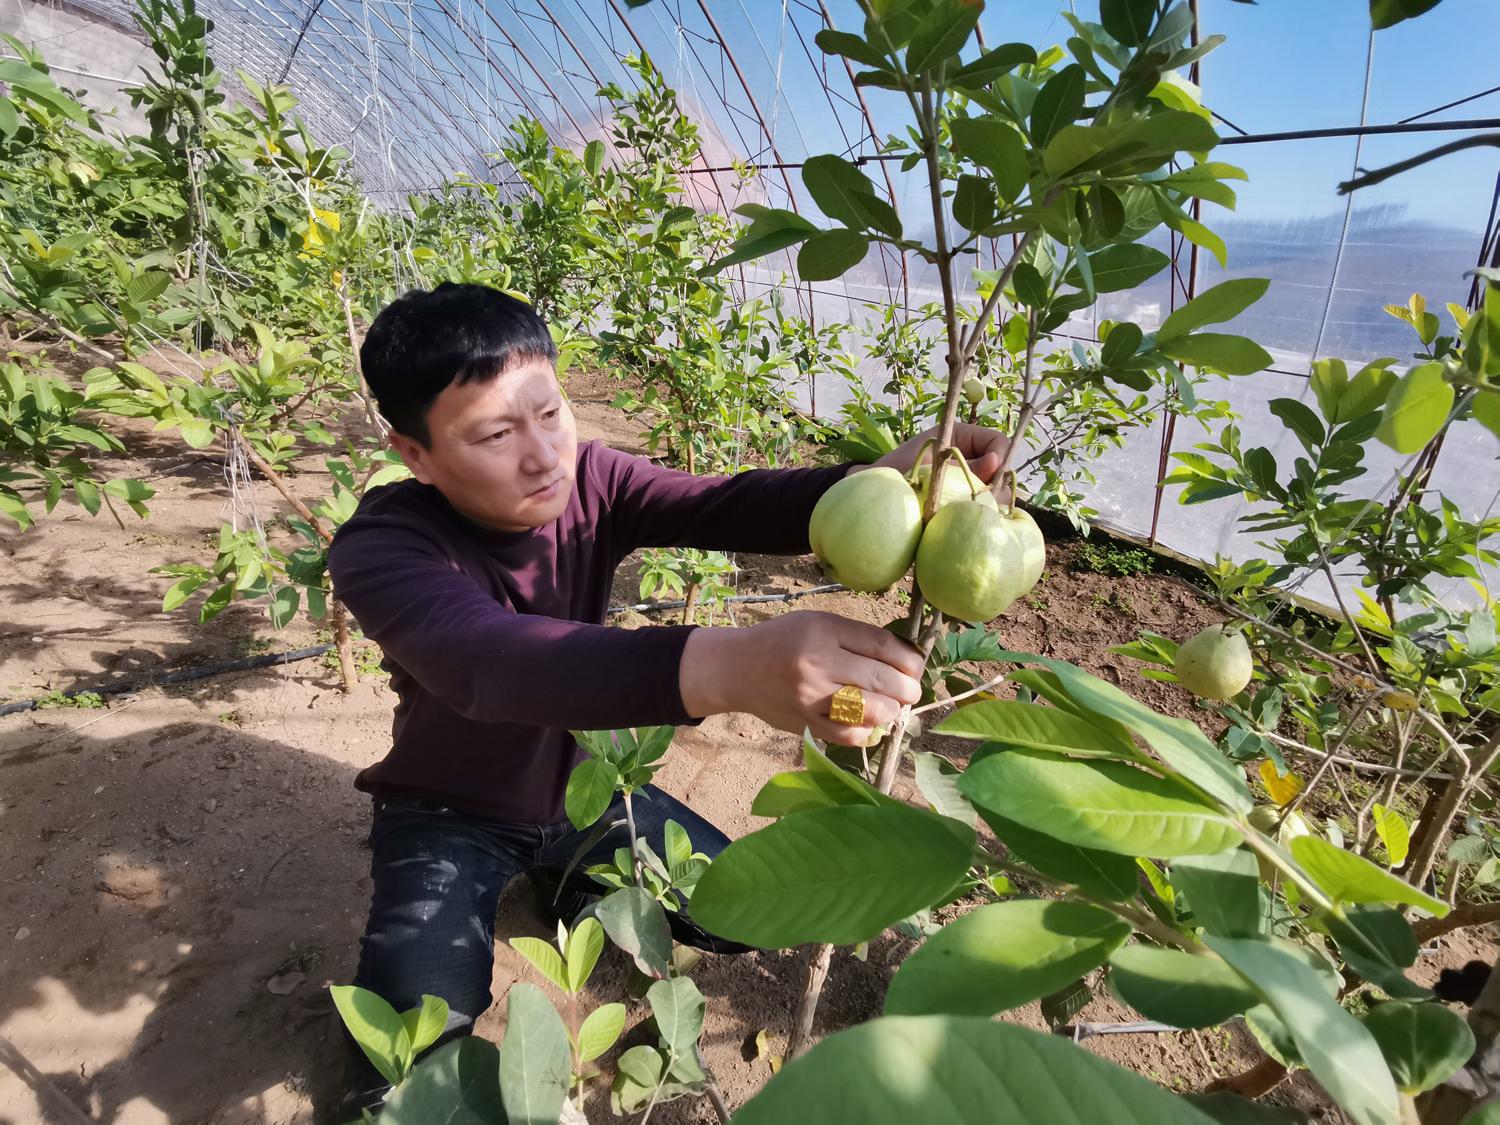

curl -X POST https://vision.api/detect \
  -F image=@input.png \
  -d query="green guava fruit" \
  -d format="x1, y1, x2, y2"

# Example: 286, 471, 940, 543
912, 459, 998, 517
809, 467, 923, 591
962, 377, 987, 405
1247, 804, 1311, 881
1173, 624, 1253, 700
914, 500, 1025, 622
1000, 508, 1046, 594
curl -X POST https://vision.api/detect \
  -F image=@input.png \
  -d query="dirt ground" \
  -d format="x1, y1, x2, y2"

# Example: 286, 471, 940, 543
1, 355, 1493, 1124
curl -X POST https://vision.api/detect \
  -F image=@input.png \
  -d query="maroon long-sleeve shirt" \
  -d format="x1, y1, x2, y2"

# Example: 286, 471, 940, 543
327, 439, 850, 823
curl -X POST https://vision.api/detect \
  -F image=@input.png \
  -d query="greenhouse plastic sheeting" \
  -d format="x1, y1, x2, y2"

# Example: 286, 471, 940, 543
4, 0, 1498, 607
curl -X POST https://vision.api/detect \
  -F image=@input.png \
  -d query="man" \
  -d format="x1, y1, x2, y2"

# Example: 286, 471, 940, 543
328, 282, 1006, 1112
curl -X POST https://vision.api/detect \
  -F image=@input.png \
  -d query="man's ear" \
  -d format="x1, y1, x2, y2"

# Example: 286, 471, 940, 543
388, 431, 434, 485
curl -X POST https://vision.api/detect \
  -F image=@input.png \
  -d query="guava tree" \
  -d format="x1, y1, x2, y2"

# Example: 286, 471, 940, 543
1122, 284, 1500, 1111
662, 2, 1475, 1121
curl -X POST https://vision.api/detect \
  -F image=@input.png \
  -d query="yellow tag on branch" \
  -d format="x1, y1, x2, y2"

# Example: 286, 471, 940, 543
1258, 759, 1304, 807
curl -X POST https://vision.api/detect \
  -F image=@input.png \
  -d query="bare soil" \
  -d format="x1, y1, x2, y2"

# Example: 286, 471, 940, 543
0, 351, 1491, 1124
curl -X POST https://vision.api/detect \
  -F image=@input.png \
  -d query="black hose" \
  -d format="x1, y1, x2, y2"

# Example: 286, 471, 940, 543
0, 643, 334, 717
0, 583, 851, 718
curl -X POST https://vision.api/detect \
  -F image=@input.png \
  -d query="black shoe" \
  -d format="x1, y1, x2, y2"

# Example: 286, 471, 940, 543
336, 1046, 392, 1121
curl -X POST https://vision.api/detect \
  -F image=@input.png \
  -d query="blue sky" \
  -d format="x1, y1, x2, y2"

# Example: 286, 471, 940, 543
698, 0, 1500, 231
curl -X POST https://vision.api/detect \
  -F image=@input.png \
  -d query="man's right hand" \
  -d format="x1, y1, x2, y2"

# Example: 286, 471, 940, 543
679, 610, 925, 747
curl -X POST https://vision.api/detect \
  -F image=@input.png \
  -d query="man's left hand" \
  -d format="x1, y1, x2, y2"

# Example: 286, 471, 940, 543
864, 423, 1011, 492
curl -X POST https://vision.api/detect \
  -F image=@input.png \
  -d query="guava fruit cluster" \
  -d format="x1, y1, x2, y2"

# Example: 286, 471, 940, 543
807, 459, 1045, 622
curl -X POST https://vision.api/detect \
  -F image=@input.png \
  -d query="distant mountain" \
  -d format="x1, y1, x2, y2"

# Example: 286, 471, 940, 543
1198, 204, 1484, 365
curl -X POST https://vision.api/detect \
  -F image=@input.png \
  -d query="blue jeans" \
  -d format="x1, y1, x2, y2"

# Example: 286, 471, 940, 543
341, 786, 746, 1112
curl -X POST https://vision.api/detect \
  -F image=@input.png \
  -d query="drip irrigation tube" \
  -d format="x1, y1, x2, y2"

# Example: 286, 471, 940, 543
0, 644, 335, 717
0, 584, 850, 717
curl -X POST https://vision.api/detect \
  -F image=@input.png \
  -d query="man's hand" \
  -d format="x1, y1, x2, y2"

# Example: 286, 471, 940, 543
858, 423, 1011, 497
679, 611, 924, 747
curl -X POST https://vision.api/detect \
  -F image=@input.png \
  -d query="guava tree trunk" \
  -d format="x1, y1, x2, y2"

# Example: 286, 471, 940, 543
1407, 732, 1500, 891
681, 582, 700, 626
242, 444, 357, 693
329, 595, 358, 694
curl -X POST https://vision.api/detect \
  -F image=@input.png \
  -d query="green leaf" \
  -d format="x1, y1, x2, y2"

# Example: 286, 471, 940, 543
1172, 847, 1266, 937
1160, 333, 1272, 376
885, 899, 1130, 1017
1471, 391, 1500, 441
329, 984, 411, 1087
565, 916, 605, 993
510, 936, 569, 993
950, 43, 1037, 87
664, 818, 692, 870
981, 812, 1141, 900
906, 0, 981, 73
1012, 261, 1050, 308
380, 1038, 504, 1125
913, 752, 976, 827
1157, 278, 1270, 343
949, 117, 1029, 203
797, 228, 870, 281
1101, 322, 1146, 368
1101, 0, 1159, 45
1290, 836, 1448, 915
1030, 64, 1086, 147
268, 585, 300, 629
565, 757, 618, 829
1310, 358, 1349, 422
1208, 936, 1402, 1125
1375, 362, 1453, 454
751, 737, 890, 819
1338, 360, 1398, 422
499, 982, 571, 1125
732, 1015, 1222, 1125
1371, 805, 1410, 867
594, 886, 672, 977
0, 492, 33, 531
1369, 0, 1443, 30
935, 699, 1135, 757
647, 976, 707, 1082
179, 417, 215, 448
705, 227, 814, 275
953, 173, 997, 232
162, 574, 207, 612
959, 751, 1241, 858
1108, 945, 1258, 1028
1268, 397, 1326, 450
0, 96, 18, 137
813, 29, 888, 69
401, 994, 450, 1056
1065, 244, 1169, 293
1039, 658, 1252, 812
73, 476, 100, 515
1044, 112, 1220, 178
801, 154, 901, 237
577, 1002, 627, 1064
124, 270, 170, 306
1362, 1001, 1475, 1095
690, 803, 974, 946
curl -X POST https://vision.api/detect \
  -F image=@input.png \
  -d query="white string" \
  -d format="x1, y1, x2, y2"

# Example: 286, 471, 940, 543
1309, 28, 1375, 365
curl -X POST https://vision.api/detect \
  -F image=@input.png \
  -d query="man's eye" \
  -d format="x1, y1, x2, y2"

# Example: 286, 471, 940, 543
541, 407, 560, 420
487, 430, 510, 442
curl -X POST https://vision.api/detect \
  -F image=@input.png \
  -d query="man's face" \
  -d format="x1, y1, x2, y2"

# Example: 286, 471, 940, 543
390, 356, 578, 532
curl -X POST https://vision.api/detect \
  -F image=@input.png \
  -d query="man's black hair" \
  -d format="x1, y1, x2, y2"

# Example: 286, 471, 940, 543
360, 282, 557, 445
